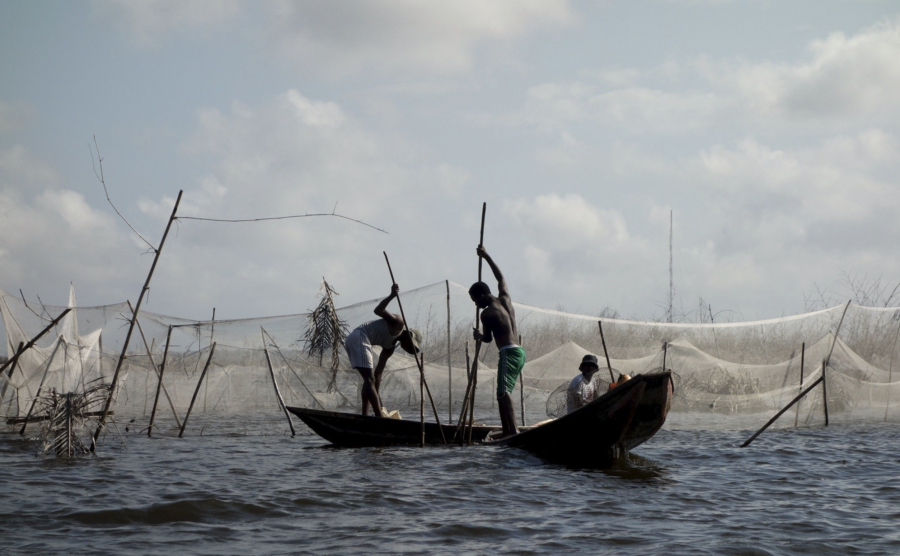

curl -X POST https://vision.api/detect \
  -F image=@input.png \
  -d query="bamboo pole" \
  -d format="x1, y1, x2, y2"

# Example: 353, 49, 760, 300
261, 328, 296, 437
93, 190, 183, 450
0, 341, 24, 404
822, 359, 829, 426
129, 301, 182, 428
519, 334, 525, 427
262, 329, 327, 410
419, 353, 425, 447
466, 203, 486, 443
885, 318, 900, 421
179, 342, 215, 438
794, 342, 805, 427
382, 252, 445, 445
661, 341, 668, 371
0, 308, 71, 377
446, 280, 452, 424
453, 341, 478, 443
598, 320, 615, 382
19, 339, 64, 434
205, 308, 215, 412
741, 375, 825, 447
148, 325, 173, 437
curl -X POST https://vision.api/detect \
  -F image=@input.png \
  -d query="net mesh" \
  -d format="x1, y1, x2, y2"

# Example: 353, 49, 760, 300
3, 282, 900, 432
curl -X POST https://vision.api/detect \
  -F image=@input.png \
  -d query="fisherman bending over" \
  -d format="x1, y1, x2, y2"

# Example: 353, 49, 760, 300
470, 246, 526, 438
344, 284, 421, 417
567, 354, 600, 413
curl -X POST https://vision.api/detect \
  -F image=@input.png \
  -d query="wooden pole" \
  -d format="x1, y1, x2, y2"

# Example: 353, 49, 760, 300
466, 202, 486, 443
454, 341, 478, 443
446, 280, 452, 424
598, 321, 615, 382
661, 341, 668, 371
261, 328, 296, 437
94, 190, 183, 450
179, 341, 215, 438
0, 341, 24, 404
885, 318, 900, 421
741, 375, 825, 447
148, 325, 173, 437
822, 359, 829, 426
519, 334, 525, 427
419, 353, 425, 447
19, 339, 64, 434
0, 308, 71, 377
205, 308, 215, 412
382, 252, 446, 444
794, 342, 805, 427
129, 301, 182, 428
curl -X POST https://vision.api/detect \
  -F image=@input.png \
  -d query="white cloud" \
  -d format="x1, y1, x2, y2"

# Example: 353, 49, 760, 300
269, 0, 576, 74
92, 0, 241, 45
523, 16, 900, 133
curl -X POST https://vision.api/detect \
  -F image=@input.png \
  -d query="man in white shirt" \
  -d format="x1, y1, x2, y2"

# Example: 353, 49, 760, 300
566, 354, 600, 414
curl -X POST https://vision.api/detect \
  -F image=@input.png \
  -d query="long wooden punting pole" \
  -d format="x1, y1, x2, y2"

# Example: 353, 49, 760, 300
822, 359, 829, 426
148, 325, 173, 437
465, 203, 486, 443
19, 339, 64, 434
382, 252, 445, 445
519, 334, 525, 427
446, 280, 452, 423
453, 341, 475, 443
741, 375, 825, 448
179, 342, 216, 438
261, 328, 296, 437
0, 308, 71, 378
129, 301, 182, 428
93, 190, 183, 450
598, 321, 616, 383
794, 342, 805, 427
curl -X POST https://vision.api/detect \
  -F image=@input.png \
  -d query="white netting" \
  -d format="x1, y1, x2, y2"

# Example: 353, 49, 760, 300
3, 282, 900, 432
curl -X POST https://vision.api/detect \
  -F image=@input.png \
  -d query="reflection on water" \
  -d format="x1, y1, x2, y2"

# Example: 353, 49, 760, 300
2, 415, 899, 555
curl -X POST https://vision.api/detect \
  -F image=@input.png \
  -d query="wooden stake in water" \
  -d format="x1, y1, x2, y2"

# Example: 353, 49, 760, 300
822, 359, 829, 426
179, 342, 216, 438
598, 320, 615, 383
383, 252, 445, 445
446, 279, 452, 424
19, 339, 64, 435
94, 190, 183, 450
261, 328, 296, 437
0, 308, 71, 378
129, 301, 182, 428
148, 325, 173, 437
794, 342, 805, 427
741, 375, 825, 448
519, 334, 525, 427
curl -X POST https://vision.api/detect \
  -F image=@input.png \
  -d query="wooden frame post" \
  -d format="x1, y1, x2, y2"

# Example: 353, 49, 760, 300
261, 328, 296, 437
148, 325, 173, 437
179, 342, 215, 438
93, 190, 183, 450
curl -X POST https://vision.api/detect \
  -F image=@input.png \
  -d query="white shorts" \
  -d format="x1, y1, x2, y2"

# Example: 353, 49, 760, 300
345, 328, 375, 369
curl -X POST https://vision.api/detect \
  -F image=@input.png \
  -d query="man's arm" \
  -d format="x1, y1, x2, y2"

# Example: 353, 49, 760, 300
473, 311, 494, 344
373, 284, 405, 330
477, 246, 509, 299
374, 346, 394, 376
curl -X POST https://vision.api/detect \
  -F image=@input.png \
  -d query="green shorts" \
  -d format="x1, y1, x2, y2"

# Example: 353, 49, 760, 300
497, 346, 526, 399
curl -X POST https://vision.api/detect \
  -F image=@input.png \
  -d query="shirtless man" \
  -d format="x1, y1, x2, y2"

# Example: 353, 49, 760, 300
344, 284, 422, 416
469, 246, 526, 437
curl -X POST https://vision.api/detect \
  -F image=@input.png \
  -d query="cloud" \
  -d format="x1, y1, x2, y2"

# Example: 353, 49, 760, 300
522, 16, 900, 133
268, 0, 576, 74
92, 0, 241, 45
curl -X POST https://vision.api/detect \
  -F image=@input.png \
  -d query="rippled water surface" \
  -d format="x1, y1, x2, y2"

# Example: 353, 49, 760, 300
2, 413, 899, 555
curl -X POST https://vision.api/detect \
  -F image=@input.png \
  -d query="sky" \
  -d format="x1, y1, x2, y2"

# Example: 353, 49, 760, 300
1, 0, 899, 322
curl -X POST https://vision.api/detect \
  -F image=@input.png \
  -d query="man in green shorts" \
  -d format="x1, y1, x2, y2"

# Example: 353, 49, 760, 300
470, 246, 526, 438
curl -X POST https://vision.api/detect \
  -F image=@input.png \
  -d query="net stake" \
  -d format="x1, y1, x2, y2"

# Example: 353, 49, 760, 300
794, 342, 805, 428
598, 320, 615, 383
129, 301, 182, 428
179, 342, 216, 438
741, 375, 825, 448
148, 325, 173, 437
261, 328, 296, 437
93, 190, 183, 451
382, 252, 446, 446
0, 308, 71, 377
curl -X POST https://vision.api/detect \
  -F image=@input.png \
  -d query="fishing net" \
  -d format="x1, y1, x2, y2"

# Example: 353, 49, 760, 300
3, 281, 900, 434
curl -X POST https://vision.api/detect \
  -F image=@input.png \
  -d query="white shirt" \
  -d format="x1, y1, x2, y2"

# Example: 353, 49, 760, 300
566, 373, 597, 414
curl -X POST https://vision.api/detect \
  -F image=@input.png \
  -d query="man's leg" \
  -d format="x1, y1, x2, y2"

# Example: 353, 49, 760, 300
356, 368, 383, 417
498, 393, 517, 436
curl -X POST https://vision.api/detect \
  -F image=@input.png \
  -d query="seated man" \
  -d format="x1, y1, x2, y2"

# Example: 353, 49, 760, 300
567, 354, 600, 413
344, 284, 422, 417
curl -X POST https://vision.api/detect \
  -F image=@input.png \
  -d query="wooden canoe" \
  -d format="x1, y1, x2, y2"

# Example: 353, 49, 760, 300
287, 371, 672, 464
493, 372, 673, 466
286, 406, 500, 447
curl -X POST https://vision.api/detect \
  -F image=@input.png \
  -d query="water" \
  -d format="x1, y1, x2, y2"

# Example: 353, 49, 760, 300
2, 413, 899, 555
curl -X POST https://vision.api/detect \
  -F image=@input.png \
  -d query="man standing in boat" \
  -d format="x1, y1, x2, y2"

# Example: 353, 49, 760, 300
567, 354, 600, 413
345, 284, 422, 417
470, 246, 525, 438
